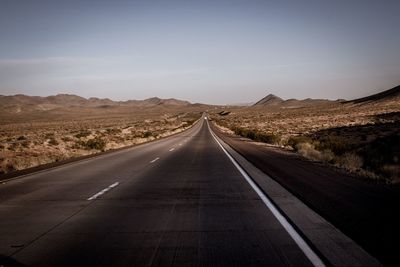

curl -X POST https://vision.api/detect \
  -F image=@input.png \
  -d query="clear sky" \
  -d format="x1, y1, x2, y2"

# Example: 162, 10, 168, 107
0, 0, 399, 104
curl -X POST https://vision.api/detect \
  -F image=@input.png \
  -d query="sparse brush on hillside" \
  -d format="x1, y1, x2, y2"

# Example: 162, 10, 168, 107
0, 109, 202, 175
75, 130, 91, 138
210, 104, 400, 183
77, 137, 107, 151
232, 127, 281, 145
283, 132, 399, 183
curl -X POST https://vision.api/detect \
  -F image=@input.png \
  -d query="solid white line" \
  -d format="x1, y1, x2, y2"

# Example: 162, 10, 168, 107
87, 182, 119, 201
150, 157, 160, 163
206, 121, 325, 267
169, 148, 175, 151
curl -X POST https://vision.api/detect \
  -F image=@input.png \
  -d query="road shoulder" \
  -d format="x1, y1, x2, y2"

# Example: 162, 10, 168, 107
210, 124, 382, 267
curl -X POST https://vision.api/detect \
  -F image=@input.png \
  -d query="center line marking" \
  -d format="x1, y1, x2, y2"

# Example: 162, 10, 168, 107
169, 148, 175, 151
150, 157, 160, 163
87, 182, 119, 201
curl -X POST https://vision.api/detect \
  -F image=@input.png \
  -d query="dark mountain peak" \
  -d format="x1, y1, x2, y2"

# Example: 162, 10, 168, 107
348, 85, 400, 104
144, 97, 162, 104
45, 94, 87, 105
253, 94, 284, 106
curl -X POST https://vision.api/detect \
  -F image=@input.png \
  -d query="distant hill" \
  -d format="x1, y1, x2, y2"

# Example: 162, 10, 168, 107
253, 94, 283, 106
0, 94, 192, 114
346, 85, 400, 104
253, 94, 335, 108
253, 85, 400, 109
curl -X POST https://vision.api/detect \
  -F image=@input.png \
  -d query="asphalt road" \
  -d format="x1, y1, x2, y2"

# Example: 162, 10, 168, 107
212, 123, 400, 267
0, 117, 317, 267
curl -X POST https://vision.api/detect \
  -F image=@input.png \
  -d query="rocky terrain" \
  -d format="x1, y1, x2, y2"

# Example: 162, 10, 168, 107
211, 85, 400, 183
0, 94, 206, 175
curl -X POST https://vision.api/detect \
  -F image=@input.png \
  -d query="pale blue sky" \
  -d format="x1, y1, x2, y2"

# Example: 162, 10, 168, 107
0, 0, 399, 104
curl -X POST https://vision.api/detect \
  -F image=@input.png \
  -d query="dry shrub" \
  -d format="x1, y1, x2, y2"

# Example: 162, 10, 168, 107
337, 152, 363, 172
232, 127, 281, 145
75, 130, 91, 138
297, 142, 334, 163
78, 137, 107, 151
61, 136, 73, 142
287, 136, 313, 151
382, 164, 400, 183
48, 138, 59, 146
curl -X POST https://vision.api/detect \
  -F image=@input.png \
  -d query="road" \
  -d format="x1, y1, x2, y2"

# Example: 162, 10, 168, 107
0, 116, 321, 267
213, 123, 400, 267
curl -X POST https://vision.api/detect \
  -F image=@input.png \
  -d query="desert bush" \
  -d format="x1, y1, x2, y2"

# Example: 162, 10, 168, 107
232, 127, 280, 144
256, 132, 281, 144
286, 136, 313, 151
48, 138, 59, 146
75, 130, 91, 138
360, 133, 400, 182
336, 152, 363, 171
79, 137, 106, 151
21, 140, 30, 148
17, 135, 26, 141
8, 143, 18, 151
297, 142, 335, 163
142, 131, 152, 138
297, 142, 320, 159
184, 119, 197, 126
381, 165, 400, 183
106, 128, 122, 134
44, 133, 54, 139
315, 135, 354, 155
2, 162, 15, 173
61, 136, 73, 142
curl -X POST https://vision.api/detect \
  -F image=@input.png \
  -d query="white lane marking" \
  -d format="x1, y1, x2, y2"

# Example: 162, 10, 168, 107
87, 182, 119, 201
179, 143, 182, 146
169, 148, 175, 151
207, 121, 325, 267
150, 157, 160, 163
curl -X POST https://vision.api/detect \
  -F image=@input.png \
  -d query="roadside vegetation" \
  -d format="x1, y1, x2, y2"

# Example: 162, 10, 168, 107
211, 105, 400, 183
0, 110, 201, 175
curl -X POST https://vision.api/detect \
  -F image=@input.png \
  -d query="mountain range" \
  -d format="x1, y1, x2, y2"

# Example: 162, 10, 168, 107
1, 84, 399, 114
252, 85, 400, 108
0, 94, 192, 114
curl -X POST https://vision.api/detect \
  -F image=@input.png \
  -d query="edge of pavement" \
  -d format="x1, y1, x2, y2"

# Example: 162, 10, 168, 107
0, 117, 202, 183
209, 121, 382, 267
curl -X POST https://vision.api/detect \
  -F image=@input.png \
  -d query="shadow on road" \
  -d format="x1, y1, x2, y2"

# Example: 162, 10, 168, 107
0, 255, 28, 267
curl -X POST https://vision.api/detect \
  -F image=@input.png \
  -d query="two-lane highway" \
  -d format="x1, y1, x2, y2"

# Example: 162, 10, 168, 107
1, 117, 318, 266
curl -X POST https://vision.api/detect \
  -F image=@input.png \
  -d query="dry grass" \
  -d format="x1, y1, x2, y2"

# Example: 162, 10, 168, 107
210, 101, 400, 183
0, 108, 202, 174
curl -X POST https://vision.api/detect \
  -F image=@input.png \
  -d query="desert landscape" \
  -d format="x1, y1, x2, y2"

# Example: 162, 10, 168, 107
210, 85, 400, 183
1, 86, 399, 183
2, 1, 400, 266
0, 94, 204, 175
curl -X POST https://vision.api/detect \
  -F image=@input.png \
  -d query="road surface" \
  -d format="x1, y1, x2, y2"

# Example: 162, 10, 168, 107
0, 120, 318, 266
0, 117, 323, 267
212, 123, 400, 267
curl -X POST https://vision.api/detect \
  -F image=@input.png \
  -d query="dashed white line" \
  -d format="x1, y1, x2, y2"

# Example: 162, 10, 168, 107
206, 120, 325, 267
169, 148, 175, 151
150, 157, 160, 163
87, 182, 119, 201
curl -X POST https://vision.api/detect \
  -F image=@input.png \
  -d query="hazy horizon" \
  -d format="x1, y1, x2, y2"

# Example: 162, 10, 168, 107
1, 0, 399, 105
